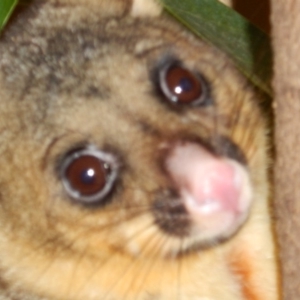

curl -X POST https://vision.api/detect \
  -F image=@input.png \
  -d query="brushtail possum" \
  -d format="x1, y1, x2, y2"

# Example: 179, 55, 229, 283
0, 0, 278, 299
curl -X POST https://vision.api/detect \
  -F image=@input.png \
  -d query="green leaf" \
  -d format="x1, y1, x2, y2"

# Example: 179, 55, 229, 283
0, 0, 18, 31
159, 0, 272, 95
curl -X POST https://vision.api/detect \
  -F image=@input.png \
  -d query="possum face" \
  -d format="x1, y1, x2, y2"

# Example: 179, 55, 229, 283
0, 1, 277, 300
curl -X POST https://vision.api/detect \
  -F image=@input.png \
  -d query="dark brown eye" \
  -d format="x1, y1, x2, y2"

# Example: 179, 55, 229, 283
159, 64, 208, 106
61, 148, 118, 204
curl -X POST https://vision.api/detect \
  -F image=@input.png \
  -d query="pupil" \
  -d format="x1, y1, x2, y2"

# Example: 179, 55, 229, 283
65, 154, 107, 196
178, 77, 193, 93
80, 168, 95, 185
163, 65, 203, 105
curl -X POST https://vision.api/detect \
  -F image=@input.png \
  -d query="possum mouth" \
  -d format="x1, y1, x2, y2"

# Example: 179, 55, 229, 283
152, 137, 252, 247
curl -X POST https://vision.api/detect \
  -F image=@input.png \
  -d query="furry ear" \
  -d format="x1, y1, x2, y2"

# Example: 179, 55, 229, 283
130, 0, 163, 17
219, 0, 232, 6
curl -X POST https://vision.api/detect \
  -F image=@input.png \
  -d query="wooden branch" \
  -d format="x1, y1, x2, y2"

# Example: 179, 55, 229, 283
271, 0, 300, 298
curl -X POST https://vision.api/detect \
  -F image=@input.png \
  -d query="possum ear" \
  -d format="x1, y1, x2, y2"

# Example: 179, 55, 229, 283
130, 0, 163, 17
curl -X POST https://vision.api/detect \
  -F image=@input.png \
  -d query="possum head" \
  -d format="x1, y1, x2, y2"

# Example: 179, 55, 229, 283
0, 0, 277, 299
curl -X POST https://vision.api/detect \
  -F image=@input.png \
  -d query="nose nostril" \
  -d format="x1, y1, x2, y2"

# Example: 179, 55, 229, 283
212, 135, 247, 165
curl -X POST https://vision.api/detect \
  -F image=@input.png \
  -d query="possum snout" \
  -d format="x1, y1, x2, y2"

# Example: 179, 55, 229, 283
159, 140, 252, 243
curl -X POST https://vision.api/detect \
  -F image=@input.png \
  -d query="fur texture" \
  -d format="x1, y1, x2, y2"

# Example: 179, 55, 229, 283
0, 0, 278, 299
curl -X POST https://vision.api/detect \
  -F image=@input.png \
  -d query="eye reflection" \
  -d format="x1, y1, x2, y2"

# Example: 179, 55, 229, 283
60, 147, 118, 204
158, 62, 209, 106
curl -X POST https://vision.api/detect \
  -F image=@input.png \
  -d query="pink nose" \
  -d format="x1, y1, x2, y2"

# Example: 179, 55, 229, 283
165, 142, 252, 241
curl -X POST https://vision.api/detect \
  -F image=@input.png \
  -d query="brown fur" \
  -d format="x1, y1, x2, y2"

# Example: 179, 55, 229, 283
0, 0, 278, 299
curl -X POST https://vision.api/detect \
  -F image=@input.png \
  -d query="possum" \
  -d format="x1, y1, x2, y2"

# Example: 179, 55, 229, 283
0, 0, 278, 299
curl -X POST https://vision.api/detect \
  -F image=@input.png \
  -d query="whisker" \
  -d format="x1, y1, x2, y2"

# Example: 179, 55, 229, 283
129, 235, 172, 300
100, 227, 163, 300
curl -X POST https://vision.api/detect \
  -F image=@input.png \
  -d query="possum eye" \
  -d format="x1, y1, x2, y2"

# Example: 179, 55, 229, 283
60, 148, 118, 204
159, 63, 209, 106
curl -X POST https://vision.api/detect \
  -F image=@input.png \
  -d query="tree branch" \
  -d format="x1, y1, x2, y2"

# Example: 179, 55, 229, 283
271, 0, 300, 298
